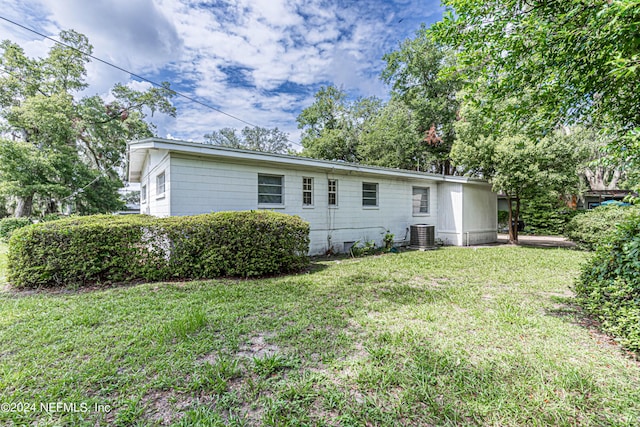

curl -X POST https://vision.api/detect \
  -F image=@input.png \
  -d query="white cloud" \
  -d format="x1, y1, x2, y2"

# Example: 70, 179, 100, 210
37, 0, 183, 69
1, 0, 443, 145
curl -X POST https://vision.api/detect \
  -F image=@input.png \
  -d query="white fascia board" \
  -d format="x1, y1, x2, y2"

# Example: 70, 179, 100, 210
127, 140, 161, 182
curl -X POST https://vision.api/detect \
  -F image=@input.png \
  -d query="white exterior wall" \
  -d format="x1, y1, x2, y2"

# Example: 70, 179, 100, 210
436, 182, 498, 246
462, 184, 498, 245
436, 182, 464, 245
167, 154, 439, 255
139, 150, 171, 216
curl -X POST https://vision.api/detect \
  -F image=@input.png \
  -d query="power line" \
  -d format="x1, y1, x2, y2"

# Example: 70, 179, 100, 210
0, 15, 303, 147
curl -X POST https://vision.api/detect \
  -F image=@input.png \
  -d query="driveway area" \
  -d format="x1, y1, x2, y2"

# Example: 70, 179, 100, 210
496, 233, 577, 248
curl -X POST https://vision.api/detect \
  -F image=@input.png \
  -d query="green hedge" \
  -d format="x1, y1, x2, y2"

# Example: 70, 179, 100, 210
8, 211, 310, 288
520, 194, 578, 235
565, 205, 637, 250
574, 212, 640, 352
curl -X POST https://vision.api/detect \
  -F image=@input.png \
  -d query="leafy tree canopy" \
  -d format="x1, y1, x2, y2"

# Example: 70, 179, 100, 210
204, 126, 290, 154
382, 26, 462, 174
432, 0, 640, 161
357, 100, 423, 170
298, 30, 463, 174
0, 30, 175, 217
297, 85, 382, 163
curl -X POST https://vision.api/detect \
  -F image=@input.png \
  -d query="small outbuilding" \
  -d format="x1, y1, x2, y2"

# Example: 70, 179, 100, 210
127, 138, 497, 254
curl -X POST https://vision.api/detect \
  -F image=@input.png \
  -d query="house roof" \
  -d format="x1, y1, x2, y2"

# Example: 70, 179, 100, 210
127, 137, 490, 186
584, 190, 636, 198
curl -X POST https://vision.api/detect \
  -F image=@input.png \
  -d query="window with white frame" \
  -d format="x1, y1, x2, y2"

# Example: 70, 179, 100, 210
141, 185, 147, 204
156, 172, 165, 196
412, 186, 430, 214
362, 182, 378, 207
258, 174, 283, 204
302, 177, 313, 206
328, 179, 337, 206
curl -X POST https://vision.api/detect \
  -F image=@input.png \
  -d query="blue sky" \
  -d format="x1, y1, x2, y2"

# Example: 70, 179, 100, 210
1, 0, 443, 149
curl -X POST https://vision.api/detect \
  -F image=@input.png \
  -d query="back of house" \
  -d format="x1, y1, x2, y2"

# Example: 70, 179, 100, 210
128, 138, 497, 254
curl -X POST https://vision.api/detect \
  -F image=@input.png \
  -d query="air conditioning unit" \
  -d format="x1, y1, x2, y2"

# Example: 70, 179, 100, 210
410, 224, 435, 249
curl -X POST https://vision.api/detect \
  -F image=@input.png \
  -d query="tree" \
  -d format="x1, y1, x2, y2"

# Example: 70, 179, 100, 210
0, 30, 175, 217
452, 99, 586, 243
0, 138, 67, 217
297, 84, 454, 171
297, 85, 382, 162
381, 26, 462, 174
357, 100, 424, 170
565, 127, 627, 192
204, 126, 290, 153
432, 0, 640, 165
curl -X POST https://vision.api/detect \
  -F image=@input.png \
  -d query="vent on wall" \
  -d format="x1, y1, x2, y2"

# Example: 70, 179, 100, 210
409, 224, 435, 249
343, 241, 356, 253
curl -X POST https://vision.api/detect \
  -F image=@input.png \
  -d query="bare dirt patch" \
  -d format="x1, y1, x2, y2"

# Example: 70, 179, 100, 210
227, 376, 268, 425
237, 333, 279, 359
141, 390, 194, 425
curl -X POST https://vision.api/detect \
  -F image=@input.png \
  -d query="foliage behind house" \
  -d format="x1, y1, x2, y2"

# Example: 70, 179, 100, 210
0, 217, 33, 241
7, 211, 309, 288
519, 194, 579, 236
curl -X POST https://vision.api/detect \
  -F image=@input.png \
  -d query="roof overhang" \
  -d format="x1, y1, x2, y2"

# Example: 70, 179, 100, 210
127, 137, 490, 187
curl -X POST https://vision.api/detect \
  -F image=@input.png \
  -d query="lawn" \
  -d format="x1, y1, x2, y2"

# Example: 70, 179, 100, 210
1, 245, 639, 426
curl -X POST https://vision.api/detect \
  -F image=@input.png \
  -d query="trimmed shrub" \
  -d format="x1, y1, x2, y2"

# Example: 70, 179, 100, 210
160, 211, 310, 278
8, 215, 159, 287
0, 217, 33, 241
574, 212, 640, 352
565, 205, 638, 250
8, 211, 310, 288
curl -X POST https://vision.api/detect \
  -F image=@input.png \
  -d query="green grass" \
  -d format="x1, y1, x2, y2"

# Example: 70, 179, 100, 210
1, 244, 639, 426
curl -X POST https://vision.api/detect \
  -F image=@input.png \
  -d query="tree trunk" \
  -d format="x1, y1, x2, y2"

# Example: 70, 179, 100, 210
45, 198, 58, 215
443, 159, 453, 175
507, 196, 520, 244
15, 194, 34, 218
514, 197, 520, 243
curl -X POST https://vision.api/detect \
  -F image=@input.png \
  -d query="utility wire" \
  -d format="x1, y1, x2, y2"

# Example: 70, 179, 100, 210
0, 15, 303, 147
58, 174, 104, 202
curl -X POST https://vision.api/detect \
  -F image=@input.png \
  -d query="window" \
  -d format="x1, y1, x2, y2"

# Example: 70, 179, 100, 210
413, 187, 430, 214
302, 177, 313, 206
156, 172, 165, 196
141, 185, 147, 203
258, 174, 283, 204
328, 179, 338, 206
362, 182, 378, 207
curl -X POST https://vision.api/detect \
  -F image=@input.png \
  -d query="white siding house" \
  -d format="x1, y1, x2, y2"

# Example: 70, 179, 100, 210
128, 138, 497, 254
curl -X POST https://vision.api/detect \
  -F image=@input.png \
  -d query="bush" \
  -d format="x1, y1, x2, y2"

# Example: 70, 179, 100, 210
0, 217, 33, 241
565, 205, 638, 250
520, 195, 578, 235
573, 212, 640, 352
42, 213, 63, 222
497, 210, 509, 229
7, 211, 310, 288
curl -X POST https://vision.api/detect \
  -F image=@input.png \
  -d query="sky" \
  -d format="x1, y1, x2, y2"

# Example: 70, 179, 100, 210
0, 0, 444, 150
